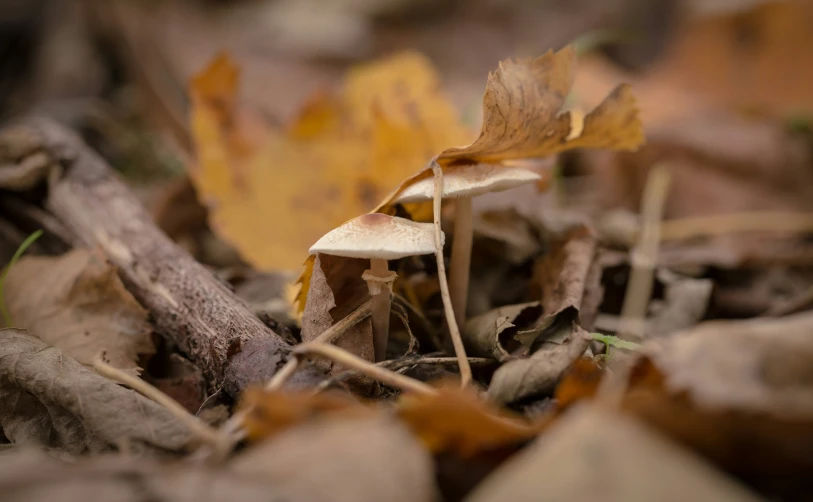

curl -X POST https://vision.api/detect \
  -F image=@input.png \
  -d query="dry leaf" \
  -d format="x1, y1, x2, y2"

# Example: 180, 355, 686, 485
232, 417, 436, 502
462, 302, 542, 361
239, 387, 371, 442
3, 248, 154, 374
397, 385, 541, 457
641, 312, 813, 418
465, 404, 764, 502
436, 46, 642, 166
0, 329, 190, 454
302, 254, 374, 367
487, 226, 602, 404
189, 52, 471, 271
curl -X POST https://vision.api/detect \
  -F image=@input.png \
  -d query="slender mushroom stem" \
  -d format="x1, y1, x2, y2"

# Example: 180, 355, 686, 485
449, 196, 473, 327
369, 257, 393, 361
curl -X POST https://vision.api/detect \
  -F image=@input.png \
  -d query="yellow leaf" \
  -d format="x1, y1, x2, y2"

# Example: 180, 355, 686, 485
437, 46, 644, 165
189, 51, 472, 272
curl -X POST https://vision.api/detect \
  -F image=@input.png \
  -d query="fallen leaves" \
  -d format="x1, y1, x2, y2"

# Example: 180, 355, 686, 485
189, 51, 472, 271
0, 329, 189, 454
2, 248, 154, 374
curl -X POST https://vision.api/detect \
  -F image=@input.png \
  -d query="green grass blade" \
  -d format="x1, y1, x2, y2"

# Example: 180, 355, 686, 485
588, 332, 643, 352
0, 230, 43, 326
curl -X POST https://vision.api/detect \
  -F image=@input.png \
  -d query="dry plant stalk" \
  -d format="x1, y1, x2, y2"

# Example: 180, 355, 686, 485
660, 211, 813, 241
266, 299, 374, 391
618, 164, 672, 341
294, 343, 438, 396
431, 161, 473, 386
600, 164, 672, 407
92, 356, 227, 453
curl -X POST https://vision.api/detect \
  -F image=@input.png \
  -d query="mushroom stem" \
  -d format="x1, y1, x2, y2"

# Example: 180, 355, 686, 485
449, 196, 473, 327
369, 257, 392, 361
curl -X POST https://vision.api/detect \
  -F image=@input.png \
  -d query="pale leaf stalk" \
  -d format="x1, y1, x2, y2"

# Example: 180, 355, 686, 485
294, 343, 437, 396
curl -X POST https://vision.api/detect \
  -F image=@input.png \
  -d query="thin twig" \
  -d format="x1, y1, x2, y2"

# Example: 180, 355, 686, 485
431, 160, 473, 387
294, 343, 438, 396
92, 357, 226, 452
660, 211, 813, 241
599, 165, 672, 407
265, 299, 373, 391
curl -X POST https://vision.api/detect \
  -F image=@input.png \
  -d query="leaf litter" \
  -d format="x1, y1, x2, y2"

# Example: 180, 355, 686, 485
3, 4, 813, 500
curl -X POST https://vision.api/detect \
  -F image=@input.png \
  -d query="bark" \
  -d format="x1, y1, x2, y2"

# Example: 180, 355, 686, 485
0, 118, 324, 396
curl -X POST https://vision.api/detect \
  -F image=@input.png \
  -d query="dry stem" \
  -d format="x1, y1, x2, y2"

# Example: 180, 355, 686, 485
600, 164, 672, 407
93, 357, 226, 453
431, 161, 473, 387
294, 343, 437, 396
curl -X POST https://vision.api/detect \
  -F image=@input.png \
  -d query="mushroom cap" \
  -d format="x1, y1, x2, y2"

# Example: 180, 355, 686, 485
309, 213, 442, 260
393, 164, 542, 203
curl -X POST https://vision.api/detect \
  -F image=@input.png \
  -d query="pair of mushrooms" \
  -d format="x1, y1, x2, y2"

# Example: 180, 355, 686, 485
310, 163, 542, 362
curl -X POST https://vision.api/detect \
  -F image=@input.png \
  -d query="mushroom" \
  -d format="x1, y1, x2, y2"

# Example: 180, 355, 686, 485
310, 212, 442, 361
393, 163, 542, 326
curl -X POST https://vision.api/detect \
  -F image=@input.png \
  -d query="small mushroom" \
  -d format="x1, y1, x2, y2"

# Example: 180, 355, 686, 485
310, 213, 442, 361
394, 163, 542, 326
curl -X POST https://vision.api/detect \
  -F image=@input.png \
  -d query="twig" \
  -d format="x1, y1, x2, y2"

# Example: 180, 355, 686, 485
600, 164, 672, 407
311, 356, 496, 393
431, 160, 473, 387
660, 211, 813, 241
92, 356, 226, 452
265, 299, 373, 391
294, 343, 438, 396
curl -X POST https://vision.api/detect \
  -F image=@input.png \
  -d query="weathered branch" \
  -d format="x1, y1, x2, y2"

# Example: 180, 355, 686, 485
0, 118, 324, 397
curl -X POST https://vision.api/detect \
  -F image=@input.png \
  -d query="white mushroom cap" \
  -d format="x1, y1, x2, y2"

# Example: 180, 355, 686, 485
393, 164, 542, 203
310, 213, 442, 260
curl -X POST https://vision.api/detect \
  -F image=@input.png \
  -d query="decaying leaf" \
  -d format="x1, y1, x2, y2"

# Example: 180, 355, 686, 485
466, 404, 763, 502
436, 46, 643, 166
487, 226, 602, 404
302, 254, 374, 367
0, 329, 189, 454
3, 248, 154, 374
0, 416, 436, 502
462, 302, 541, 361
239, 387, 371, 442
397, 385, 542, 456
641, 312, 813, 417
233, 417, 437, 502
189, 52, 471, 271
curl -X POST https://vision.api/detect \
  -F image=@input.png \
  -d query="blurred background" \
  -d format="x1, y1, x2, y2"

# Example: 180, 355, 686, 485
3, 0, 813, 320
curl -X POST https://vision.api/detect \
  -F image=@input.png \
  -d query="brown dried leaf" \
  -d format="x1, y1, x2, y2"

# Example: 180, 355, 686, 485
398, 385, 542, 457
232, 417, 436, 502
462, 302, 541, 361
437, 46, 643, 166
487, 227, 601, 404
0, 329, 190, 454
3, 248, 154, 374
641, 312, 813, 418
302, 254, 374, 393
466, 404, 763, 502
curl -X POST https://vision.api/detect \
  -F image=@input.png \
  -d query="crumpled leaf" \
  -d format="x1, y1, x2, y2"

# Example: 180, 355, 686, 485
0, 329, 190, 454
488, 226, 602, 404
436, 46, 643, 166
3, 248, 154, 374
233, 416, 436, 502
189, 52, 471, 271
462, 302, 542, 361
465, 404, 763, 502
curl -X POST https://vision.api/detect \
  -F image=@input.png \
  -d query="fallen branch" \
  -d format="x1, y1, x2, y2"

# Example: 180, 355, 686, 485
0, 118, 324, 397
